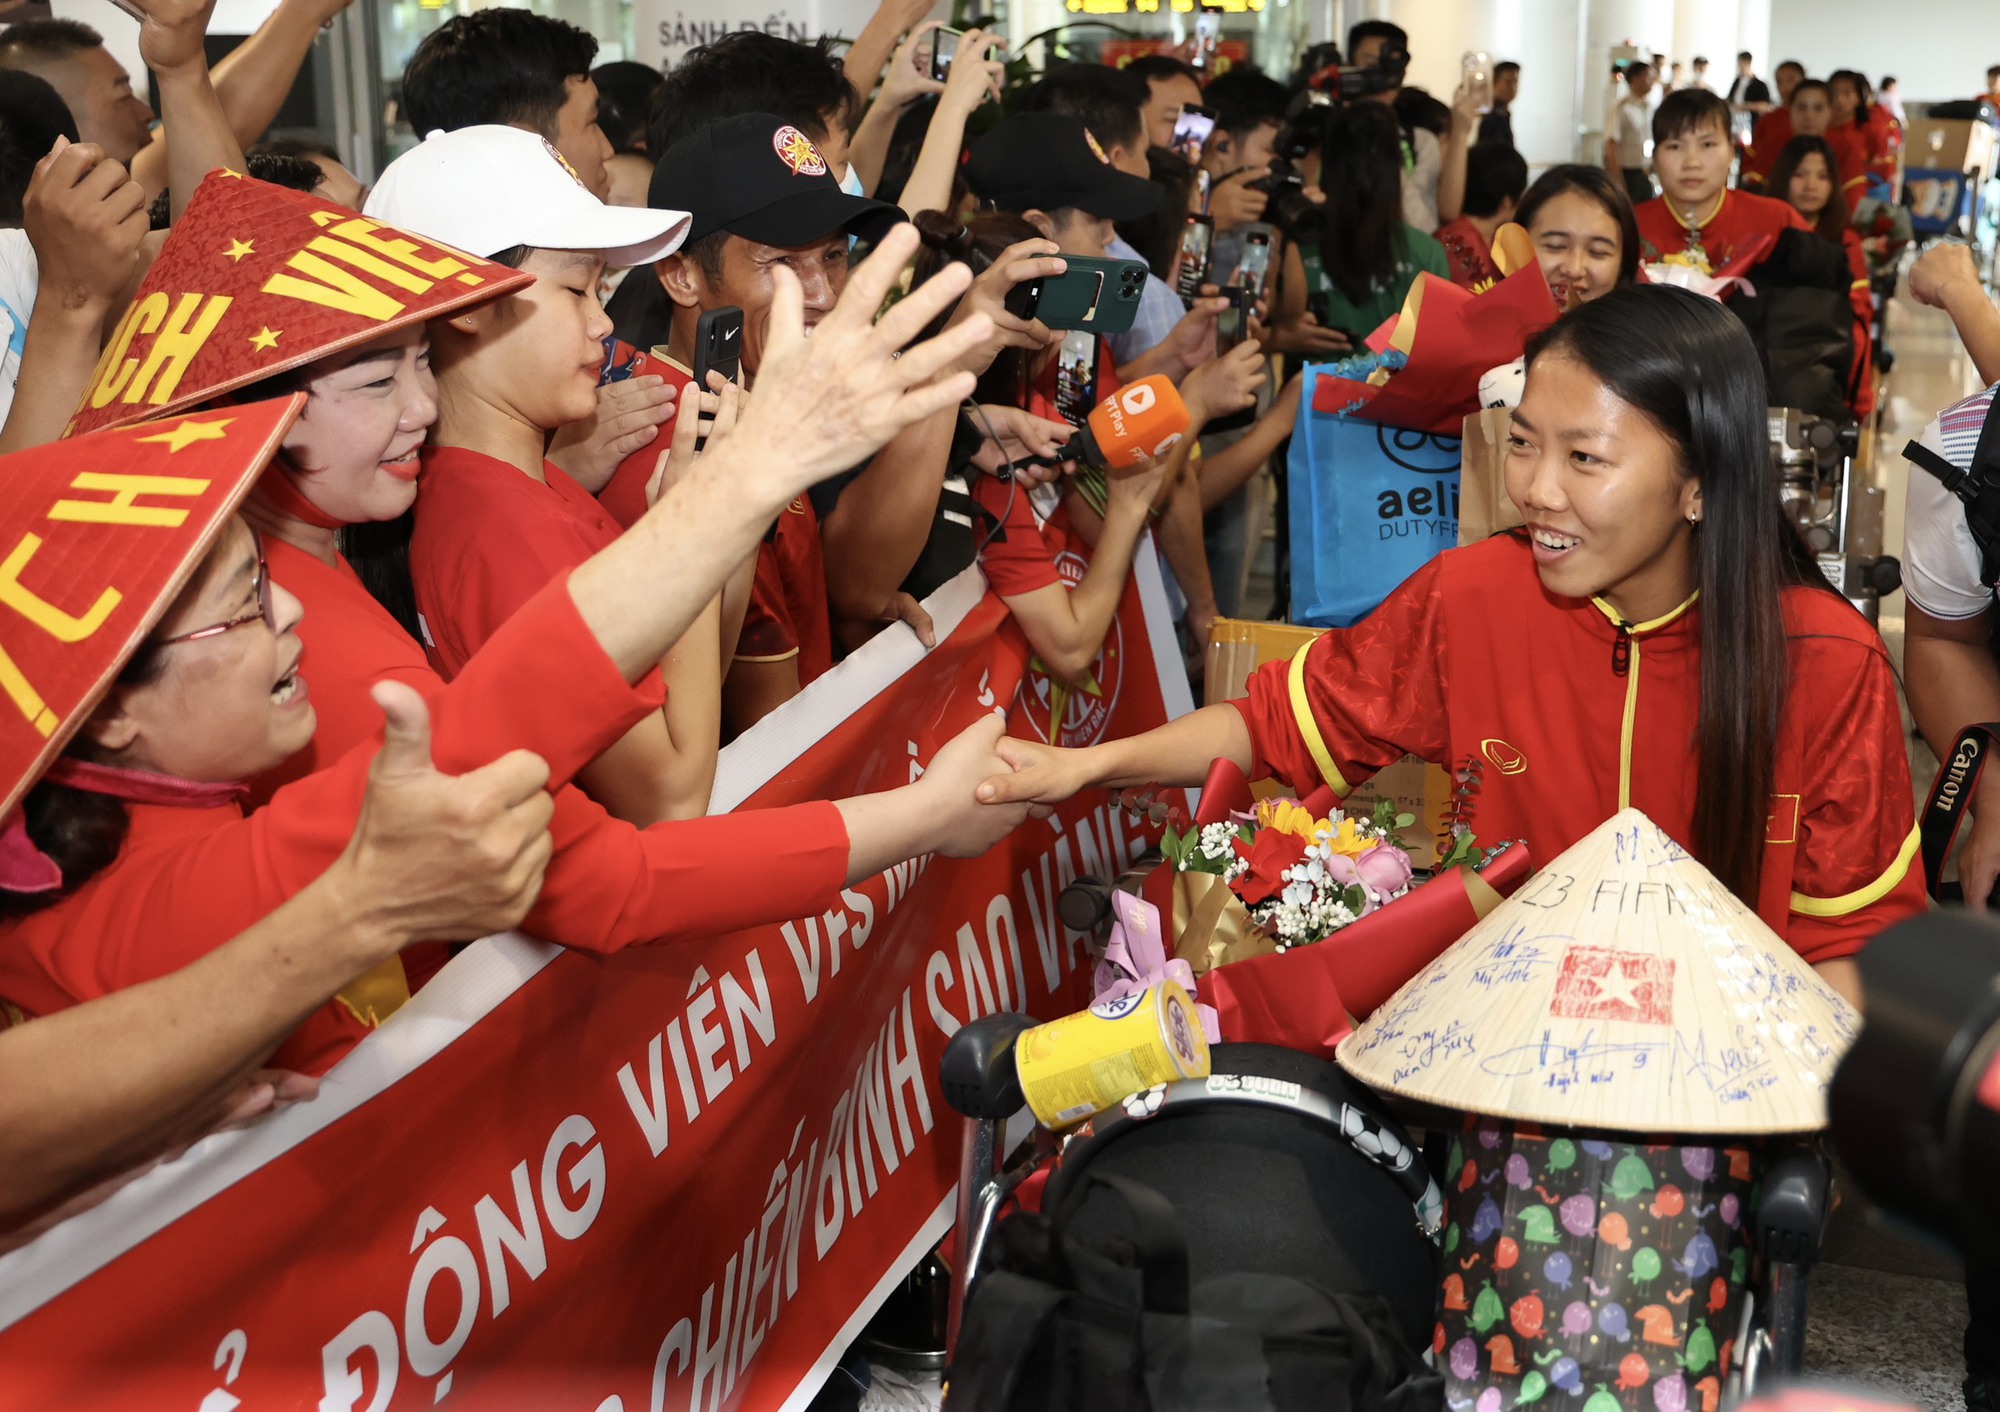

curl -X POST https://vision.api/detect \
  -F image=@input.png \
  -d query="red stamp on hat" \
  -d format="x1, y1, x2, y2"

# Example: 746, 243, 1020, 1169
772, 125, 828, 177
1550, 946, 1675, 1026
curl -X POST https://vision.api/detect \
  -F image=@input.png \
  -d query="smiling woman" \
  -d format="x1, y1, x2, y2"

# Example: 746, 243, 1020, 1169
976, 285, 1926, 1008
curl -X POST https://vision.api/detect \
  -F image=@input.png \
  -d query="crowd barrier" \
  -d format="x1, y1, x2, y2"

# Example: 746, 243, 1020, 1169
0, 552, 1193, 1411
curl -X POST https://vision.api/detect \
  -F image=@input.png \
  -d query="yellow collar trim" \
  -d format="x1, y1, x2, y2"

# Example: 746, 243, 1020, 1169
1670, 189, 1729, 231
1591, 589, 1701, 634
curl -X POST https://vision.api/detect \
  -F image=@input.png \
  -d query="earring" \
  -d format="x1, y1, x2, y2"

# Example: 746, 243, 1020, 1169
1688, 510, 1701, 525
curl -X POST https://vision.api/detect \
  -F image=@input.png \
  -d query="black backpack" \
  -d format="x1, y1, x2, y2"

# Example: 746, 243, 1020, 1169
950, 1169, 1442, 1412
1727, 227, 1860, 420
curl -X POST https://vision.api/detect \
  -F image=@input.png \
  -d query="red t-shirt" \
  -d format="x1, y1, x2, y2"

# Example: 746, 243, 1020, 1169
1434, 218, 1500, 291
735, 496, 834, 686
969, 476, 1082, 598
253, 539, 437, 803
597, 345, 695, 532
1741, 108, 1793, 190
1232, 534, 1924, 962
411, 445, 628, 680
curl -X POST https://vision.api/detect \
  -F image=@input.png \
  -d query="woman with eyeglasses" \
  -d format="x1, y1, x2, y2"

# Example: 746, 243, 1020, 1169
0, 217, 1038, 1077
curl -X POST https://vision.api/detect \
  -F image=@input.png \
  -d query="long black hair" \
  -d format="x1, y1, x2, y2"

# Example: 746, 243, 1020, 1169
1524, 285, 1835, 903
1514, 165, 1642, 290
1314, 103, 1407, 307
1828, 69, 1873, 126
1768, 135, 1848, 244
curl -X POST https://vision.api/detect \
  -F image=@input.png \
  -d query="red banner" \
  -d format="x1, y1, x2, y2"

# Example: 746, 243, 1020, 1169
0, 560, 1193, 1410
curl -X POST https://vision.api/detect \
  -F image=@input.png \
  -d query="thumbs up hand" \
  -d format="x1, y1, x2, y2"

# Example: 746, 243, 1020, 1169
338, 681, 557, 948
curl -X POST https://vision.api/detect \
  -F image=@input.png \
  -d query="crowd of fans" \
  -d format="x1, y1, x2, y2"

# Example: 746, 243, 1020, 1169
0, 0, 1995, 1374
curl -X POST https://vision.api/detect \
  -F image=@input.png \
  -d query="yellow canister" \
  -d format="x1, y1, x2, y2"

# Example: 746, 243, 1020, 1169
1013, 980, 1211, 1129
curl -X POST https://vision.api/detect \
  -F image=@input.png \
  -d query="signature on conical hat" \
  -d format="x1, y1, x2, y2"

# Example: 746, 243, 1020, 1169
1337, 809, 1858, 1134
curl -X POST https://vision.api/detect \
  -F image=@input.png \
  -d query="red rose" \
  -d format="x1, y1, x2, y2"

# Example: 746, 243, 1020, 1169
1231, 829, 1309, 907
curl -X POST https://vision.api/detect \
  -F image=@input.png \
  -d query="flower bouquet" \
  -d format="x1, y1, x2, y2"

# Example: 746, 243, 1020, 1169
1640, 238, 1771, 301
1137, 758, 1533, 1060
1308, 223, 1561, 437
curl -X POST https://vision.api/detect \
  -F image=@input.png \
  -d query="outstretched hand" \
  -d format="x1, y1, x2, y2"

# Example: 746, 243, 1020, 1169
918, 714, 1054, 857
973, 733, 1094, 810
730, 222, 988, 498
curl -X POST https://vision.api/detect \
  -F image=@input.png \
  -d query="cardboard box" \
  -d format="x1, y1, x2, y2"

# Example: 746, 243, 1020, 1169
1204, 618, 1453, 867
1902, 117, 1997, 176
1457, 407, 1524, 546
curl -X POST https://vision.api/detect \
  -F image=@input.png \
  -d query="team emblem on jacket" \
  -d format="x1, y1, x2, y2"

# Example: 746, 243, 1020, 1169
772, 126, 828, 177
1480, 737, 1528, 775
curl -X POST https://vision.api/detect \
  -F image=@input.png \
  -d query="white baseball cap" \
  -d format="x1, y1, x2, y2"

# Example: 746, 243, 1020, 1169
365, 125, 690, 267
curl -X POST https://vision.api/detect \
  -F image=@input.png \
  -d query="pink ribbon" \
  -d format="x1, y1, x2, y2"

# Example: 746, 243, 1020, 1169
1092, 889, 1220, 1044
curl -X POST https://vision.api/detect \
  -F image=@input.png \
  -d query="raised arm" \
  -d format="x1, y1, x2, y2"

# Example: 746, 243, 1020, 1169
1910, 242, 2000, 386
1, 141, 147, 453
126, 0, 247, 220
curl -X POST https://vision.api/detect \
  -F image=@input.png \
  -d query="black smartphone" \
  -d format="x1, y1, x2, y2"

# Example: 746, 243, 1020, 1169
1233, 226, 1275, 301
930, 26, 965, 82
1174, 214, 1215, 303
1170, 103, 1216, 165
1052, 330, 1101, 430
693, 305, 743, 389
1215, 286, 1253, 355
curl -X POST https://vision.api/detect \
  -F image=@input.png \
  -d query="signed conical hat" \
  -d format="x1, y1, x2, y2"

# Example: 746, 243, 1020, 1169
1336, 809, 1858, 1134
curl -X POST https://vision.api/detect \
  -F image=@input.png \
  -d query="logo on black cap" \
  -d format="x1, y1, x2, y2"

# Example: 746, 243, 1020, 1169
772, 126, 828, 177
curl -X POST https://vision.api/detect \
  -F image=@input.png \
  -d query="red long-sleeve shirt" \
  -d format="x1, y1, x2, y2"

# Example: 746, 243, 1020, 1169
1231, 534, 1923, 963
0, 578, 657, 1073
254, 536, 850, 1020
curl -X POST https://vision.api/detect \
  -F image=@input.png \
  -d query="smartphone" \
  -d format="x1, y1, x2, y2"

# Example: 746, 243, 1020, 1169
1191, 13, 1221, 71
930, 26, 965, 82
693, 305, 743, 389
1174, 213, 1215, 303
1052, 330, 1101, 430
1170, 103, 1216, 165
1015, 256, 1149, 335
1232, 225, 1275, 301
1215, 286, 1252, 355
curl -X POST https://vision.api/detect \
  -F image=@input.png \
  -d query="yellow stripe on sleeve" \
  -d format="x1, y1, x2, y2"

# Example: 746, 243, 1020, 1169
1790, 822, 1920, 917
1286, 641, 1349, 797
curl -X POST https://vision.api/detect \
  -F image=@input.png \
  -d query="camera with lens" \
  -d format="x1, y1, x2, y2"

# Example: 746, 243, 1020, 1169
1247, 157, 1319, 238
1830, 913, 2000, 1265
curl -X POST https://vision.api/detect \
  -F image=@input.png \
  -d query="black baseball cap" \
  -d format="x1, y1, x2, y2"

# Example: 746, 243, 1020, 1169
966, 113, 1162, 221
651, 112, 904, 246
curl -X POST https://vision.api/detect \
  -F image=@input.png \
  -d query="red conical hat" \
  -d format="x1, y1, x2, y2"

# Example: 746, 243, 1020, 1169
66, 170, 533, 438
0, 396, 304, 821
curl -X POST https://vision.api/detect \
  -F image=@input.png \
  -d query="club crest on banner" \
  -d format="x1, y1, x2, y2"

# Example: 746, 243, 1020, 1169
1016, 549, 1121, 747
772, 126, 828, 177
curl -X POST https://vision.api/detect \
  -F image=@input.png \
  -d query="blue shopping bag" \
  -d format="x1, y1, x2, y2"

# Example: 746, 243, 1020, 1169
1288, 364, 1461, 627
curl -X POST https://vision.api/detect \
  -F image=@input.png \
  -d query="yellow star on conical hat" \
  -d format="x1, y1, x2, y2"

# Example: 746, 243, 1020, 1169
1337, 808, 1859, 1134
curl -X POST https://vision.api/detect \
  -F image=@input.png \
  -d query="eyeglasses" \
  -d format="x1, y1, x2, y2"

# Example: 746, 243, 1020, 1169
159, 530, 277, 645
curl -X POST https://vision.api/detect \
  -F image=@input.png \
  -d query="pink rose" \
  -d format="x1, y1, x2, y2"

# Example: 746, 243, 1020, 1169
1356, 844, 1414, 899
1323, 852, 1376, 916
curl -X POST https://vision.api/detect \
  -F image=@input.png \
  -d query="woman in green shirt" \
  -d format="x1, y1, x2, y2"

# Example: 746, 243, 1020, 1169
1303, 103, 1452, 339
